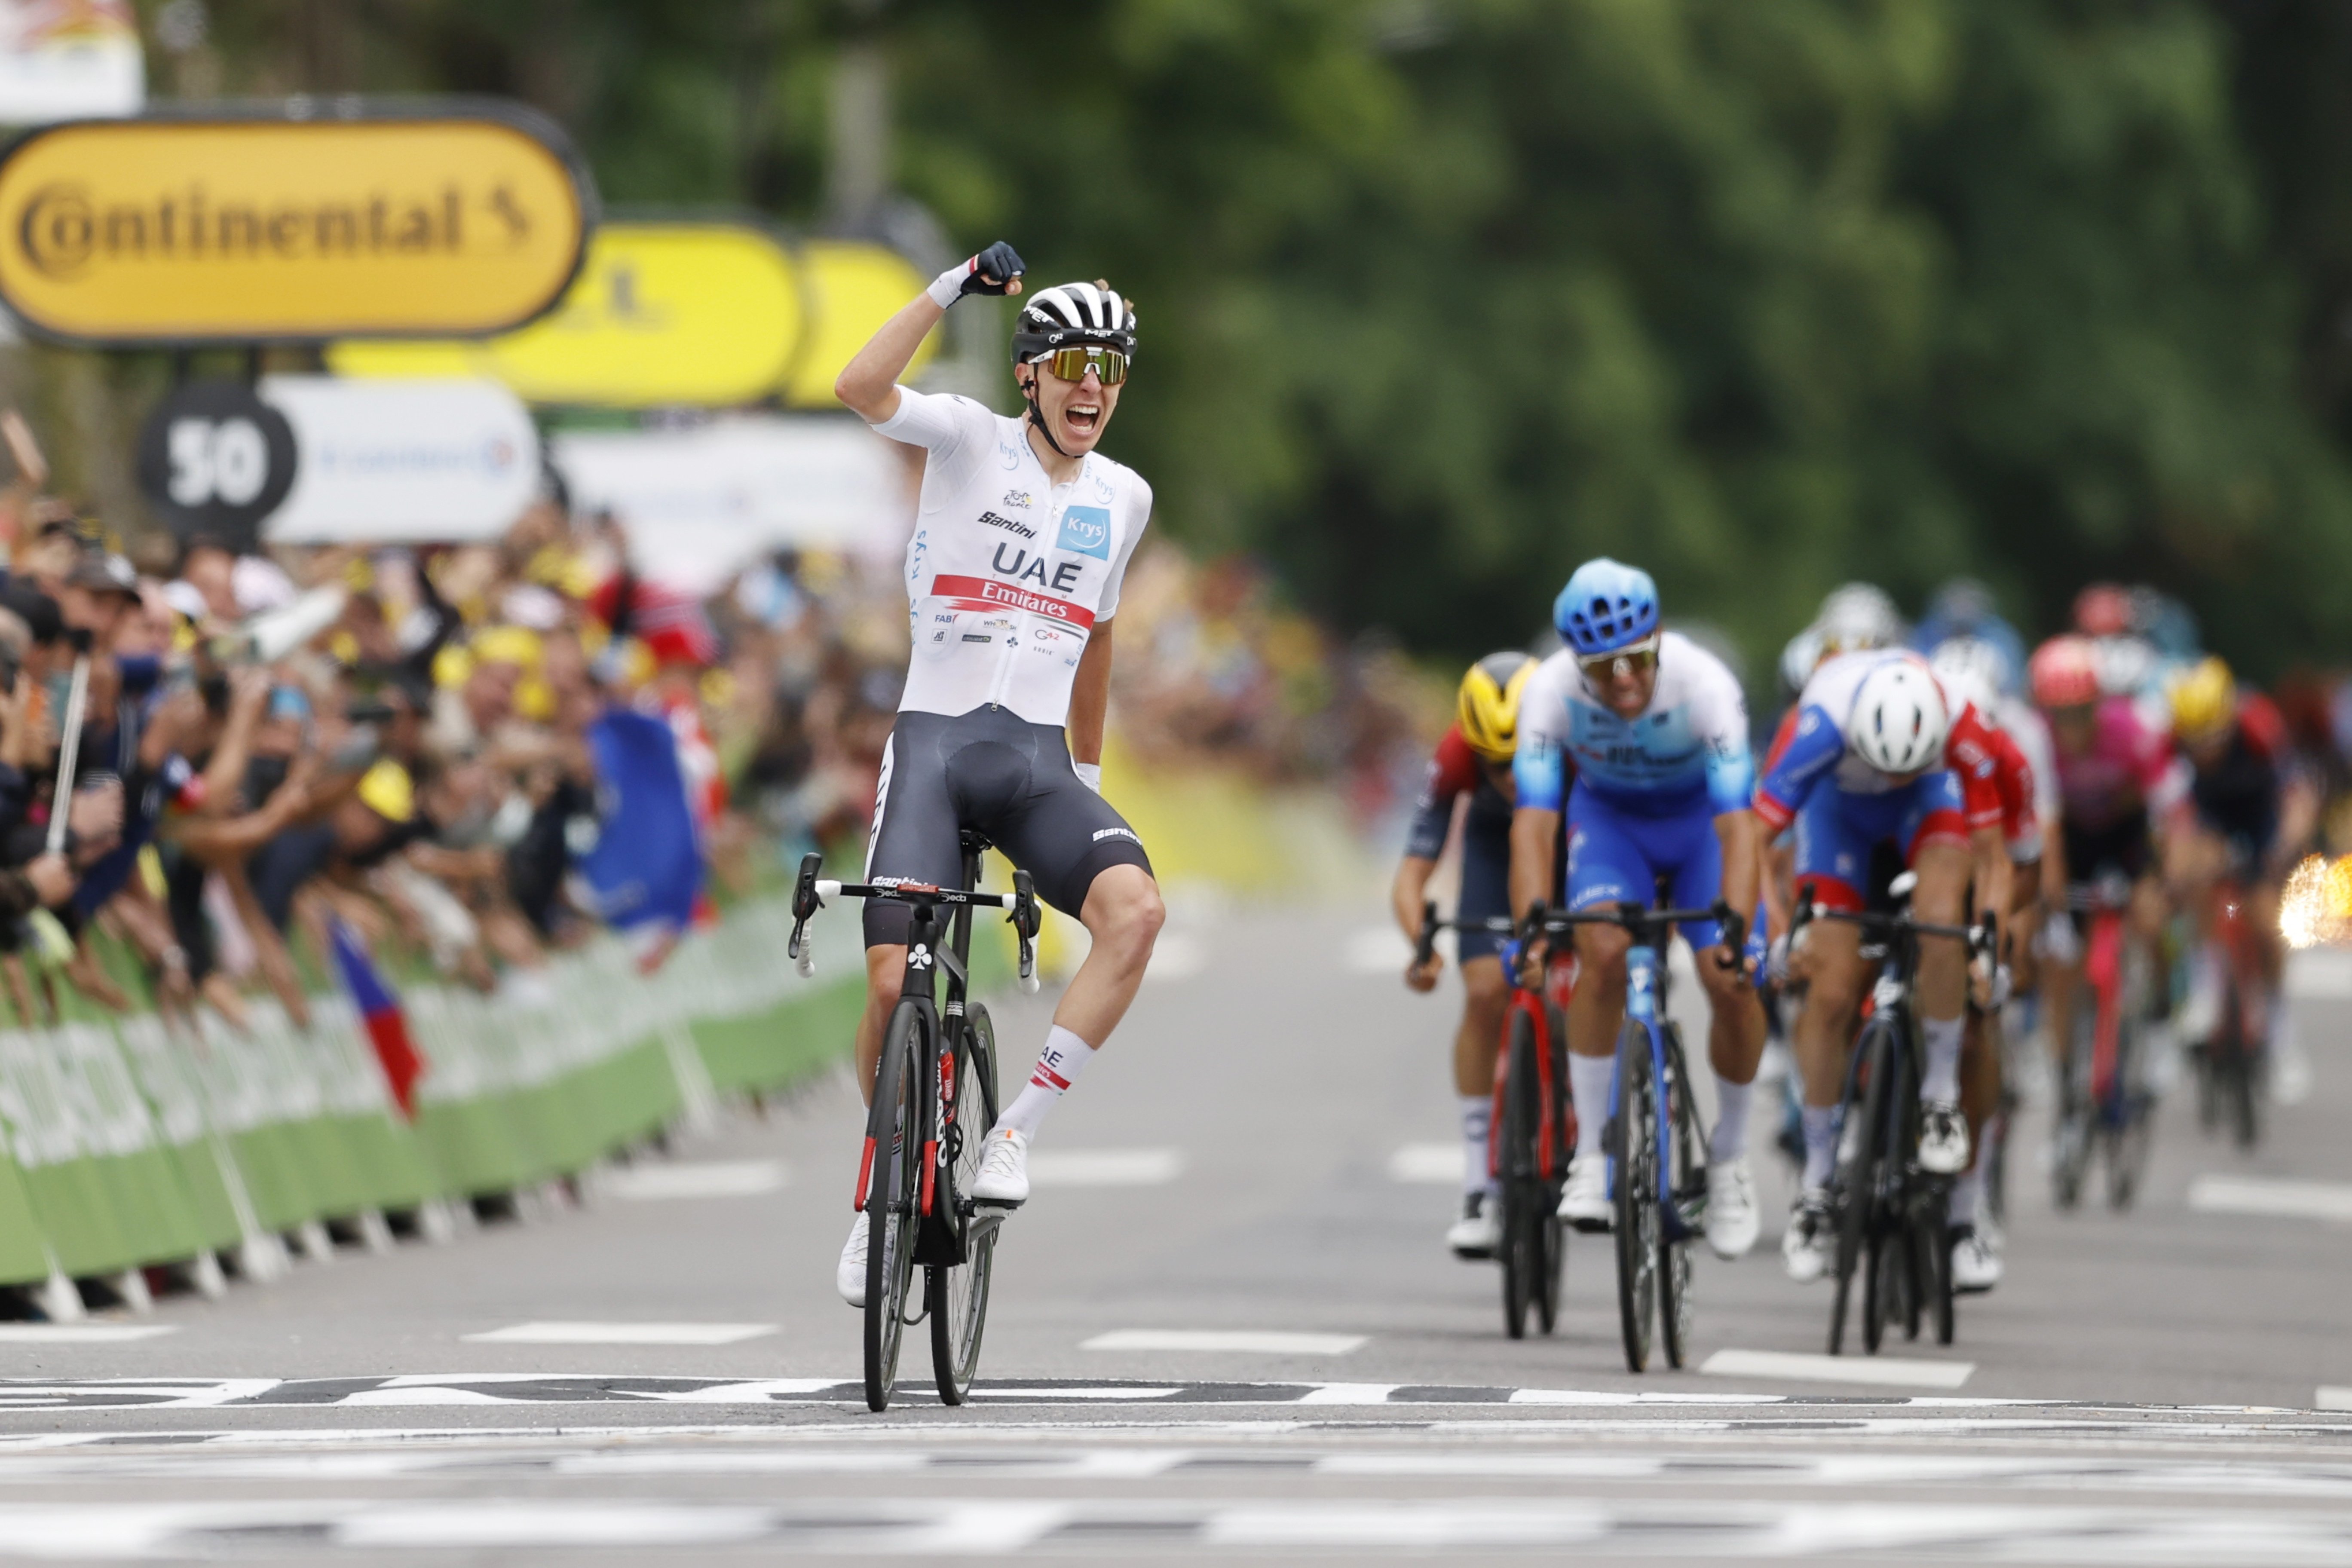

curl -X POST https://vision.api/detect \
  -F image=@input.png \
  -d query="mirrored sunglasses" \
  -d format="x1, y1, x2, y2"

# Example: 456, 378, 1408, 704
1033, 345, 1129, 385
1577, 637, 1660, 680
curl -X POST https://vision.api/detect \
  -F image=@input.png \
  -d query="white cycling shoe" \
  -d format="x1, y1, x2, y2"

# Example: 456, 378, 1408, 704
1557, 1155, 1611, 1232
1951, 1227, 2003, 1294
1917, 1101, 1971, 1176
1704, 1157, 1760, 1259
1782, 1191, 1832, 1284
971, 1127, 1031, 1207
1447, 1191, 1500, 1260
836, 1213, 868, 1308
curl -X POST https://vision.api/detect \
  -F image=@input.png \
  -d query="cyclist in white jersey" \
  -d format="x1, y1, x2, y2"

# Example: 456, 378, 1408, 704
830, 242, 1166, 1305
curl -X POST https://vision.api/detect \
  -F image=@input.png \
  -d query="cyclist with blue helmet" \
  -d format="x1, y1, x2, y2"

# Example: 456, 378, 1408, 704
1509, 558, 1768, 1260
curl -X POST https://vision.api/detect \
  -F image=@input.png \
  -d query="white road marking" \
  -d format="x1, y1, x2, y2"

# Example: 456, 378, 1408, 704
2188, 1174, 2352, 1223
461, 1323, 780, 1346
1386, 1142, 1466, 1184
1142, 931, 1208, 982
602, 1161, 787, 1200
1700, 1348, 1974, 1390
1026, 1148, 1183, 1187
1081, 1331, 1367, 1355
0, 1325, 177, 1344
4, 1495, 2352, 1558
2318, 1387, 2352, 1411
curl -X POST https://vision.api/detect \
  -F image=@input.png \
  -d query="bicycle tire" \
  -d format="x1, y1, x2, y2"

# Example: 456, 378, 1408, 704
1926, 1192, 1955, 1347
1536, 1014, 1568, 1335
929, 1004, 1001, 1405
863, 1000, 926, 1412
2052, 1009, 2092, 1210
2218, 971, 2260, 1151
1498, 1011, 1540, 1341
1829, 1021, 1890, 1357
1613, 1020, 1658, 1374
1657, 1023, 1701, 1371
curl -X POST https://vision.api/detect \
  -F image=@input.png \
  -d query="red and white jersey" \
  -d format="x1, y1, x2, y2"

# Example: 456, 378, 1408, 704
871, 387, 1152, 727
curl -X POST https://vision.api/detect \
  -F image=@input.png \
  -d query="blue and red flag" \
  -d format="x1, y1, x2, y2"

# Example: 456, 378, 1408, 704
578, 706, 705, 937
330, 919, 426, 1120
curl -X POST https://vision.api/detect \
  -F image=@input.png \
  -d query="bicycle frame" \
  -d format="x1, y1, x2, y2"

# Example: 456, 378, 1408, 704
1413, 904, 1574, 1189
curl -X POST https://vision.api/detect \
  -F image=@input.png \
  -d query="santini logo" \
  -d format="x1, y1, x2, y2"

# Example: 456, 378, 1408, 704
1091, 827, 1141, 844
980, 509, 1036, 539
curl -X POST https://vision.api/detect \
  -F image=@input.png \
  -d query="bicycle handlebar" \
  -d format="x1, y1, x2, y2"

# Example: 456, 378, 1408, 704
787, 852, 1043, 994
1787, 879, 1994, 957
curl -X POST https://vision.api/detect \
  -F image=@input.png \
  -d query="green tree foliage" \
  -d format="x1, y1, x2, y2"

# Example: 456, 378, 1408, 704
144, 0, 2352, 673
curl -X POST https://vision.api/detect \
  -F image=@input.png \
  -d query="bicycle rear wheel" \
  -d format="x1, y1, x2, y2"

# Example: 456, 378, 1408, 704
1613, 1021, 1658, 1373
863, 1001, 927, 1412
1828, 1022, 1890, 1357
1497, 1011, 1541, 1341
2052, 1010, 2092, 1210
929, 1004, 1001, 1405
1924, 1188, 1955, 1346
2223, 977, 2261, 1150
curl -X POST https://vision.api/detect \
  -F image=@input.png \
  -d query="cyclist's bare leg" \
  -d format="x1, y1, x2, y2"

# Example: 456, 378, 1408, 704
1696, 950, 1764, 1087
1567, 920, 1631, 1062
1960, 1007, 2000, 1155
853, 945, 908, 1108
1454, 956, 1509, 1096
1051, 864, 1165, 1047
1792, 918, 1865, 1114
1912, 839, 1972, 1023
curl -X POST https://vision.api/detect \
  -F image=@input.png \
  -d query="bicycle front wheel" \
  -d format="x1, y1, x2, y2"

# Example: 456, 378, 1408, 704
1497, 1011, 1541, 1341
1613, 1022, 1658, 1374
929, 1004, 1001, 1405
1828, 1021, 1891, 1357
862, 1000, 926, 1412
1657, 1024, 1702, 1371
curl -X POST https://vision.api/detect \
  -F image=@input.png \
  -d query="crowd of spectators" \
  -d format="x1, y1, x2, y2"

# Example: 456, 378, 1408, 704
0, 424, 1439, 1038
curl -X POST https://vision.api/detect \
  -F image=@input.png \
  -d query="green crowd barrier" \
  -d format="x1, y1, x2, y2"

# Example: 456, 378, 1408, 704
0, 893, 867, 1298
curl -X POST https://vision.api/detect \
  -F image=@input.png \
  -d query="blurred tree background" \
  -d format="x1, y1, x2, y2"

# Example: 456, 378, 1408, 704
116, 0, 2352, 676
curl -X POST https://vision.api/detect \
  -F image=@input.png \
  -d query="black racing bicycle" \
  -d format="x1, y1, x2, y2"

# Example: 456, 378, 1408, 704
1792, 875, 1990, 1357
788, 835, 1040, 1412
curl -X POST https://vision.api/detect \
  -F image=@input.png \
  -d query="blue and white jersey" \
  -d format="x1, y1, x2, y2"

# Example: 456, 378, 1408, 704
1513, 631, 1754, 818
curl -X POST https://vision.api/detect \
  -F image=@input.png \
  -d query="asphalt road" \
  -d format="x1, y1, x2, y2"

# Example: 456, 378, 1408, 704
4, 900, 2352, 1563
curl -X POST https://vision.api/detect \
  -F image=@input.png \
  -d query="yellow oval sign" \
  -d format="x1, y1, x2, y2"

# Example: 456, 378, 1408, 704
781, 240, 935, 409
328, 223, 805, 406
0, 104, 593, 343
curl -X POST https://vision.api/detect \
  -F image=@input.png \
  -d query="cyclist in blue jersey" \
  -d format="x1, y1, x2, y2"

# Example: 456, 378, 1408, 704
1509, 560, 1767, 1260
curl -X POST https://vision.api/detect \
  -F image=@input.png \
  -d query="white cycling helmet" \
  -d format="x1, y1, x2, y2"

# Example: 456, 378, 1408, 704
1816, 582, 1905, 654
1929, 636, 2009, 714
1850, 658, 1950, 775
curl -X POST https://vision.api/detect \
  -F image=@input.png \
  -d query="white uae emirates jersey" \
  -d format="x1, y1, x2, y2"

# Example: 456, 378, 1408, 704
870, 387, 1152, 727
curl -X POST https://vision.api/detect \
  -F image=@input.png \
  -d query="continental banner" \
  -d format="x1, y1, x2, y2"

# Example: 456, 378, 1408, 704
0, 101, 596, 343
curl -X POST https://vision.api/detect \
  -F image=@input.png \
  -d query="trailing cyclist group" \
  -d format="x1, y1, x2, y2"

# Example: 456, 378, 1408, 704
1392, 566, 2315, 1360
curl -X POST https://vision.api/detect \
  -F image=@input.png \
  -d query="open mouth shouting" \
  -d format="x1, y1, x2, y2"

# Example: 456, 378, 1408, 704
1063, 400, 1103, 440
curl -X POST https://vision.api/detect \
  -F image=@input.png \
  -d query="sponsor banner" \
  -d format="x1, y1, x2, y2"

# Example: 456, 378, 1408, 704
0, 100, 594, 343
0, 0, 142, 126
256, 376, 538, 544
548, 416, 904, 592
326, 223, 807, 408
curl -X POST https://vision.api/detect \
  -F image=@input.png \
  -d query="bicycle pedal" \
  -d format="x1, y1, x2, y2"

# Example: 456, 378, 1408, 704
971, 1196, 1026, 1212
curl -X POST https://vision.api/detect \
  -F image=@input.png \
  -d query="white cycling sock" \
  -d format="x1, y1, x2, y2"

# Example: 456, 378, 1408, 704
993, 1025, 1095, 1140
1921, 1014, 1964, 1103
1709, 1076, 1754, 1163
1569, 1053, 1615, 1160
1949, 1162, 1984, 1229
1801, 1104, 1838, 1192
1460, 1095, 1495, 1195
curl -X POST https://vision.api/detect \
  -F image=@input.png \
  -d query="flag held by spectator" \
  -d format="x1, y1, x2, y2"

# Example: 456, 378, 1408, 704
330, 919, 425, 1119
576, 706, 706, 941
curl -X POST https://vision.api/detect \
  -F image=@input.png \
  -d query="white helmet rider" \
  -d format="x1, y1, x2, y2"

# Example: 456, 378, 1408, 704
1850, 658, 1950, 776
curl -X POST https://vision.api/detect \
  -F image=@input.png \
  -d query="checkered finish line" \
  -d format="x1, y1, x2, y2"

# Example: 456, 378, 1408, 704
1, 1376, 2348, 1417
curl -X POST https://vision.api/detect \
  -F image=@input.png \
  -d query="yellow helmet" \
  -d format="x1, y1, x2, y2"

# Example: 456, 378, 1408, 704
2168, 655, 2236, 742
1458, 651, 1538, 762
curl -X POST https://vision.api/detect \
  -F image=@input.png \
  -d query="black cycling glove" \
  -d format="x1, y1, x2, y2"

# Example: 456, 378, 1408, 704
926, 241, 1026, 308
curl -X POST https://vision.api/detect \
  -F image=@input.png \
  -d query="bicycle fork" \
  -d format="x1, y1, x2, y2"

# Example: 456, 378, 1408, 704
1613, 946, 1694, 1243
